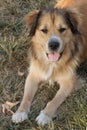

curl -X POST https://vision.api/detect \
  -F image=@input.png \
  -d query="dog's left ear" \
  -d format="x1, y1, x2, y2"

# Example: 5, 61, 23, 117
64, 8, 82, 35
25, 10, 41, 36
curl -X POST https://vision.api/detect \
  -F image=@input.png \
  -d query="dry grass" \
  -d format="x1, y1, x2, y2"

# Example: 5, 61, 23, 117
0, 0, 87, 130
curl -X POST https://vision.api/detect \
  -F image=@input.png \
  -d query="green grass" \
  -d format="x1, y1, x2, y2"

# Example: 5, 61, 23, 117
0, 0, 87, 130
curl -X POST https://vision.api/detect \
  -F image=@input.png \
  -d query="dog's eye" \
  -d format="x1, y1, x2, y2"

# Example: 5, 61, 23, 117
59, 28, 66, 33
41, 28, 48, 33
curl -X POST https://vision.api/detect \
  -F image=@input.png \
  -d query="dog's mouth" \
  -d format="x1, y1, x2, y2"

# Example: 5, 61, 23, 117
46, 51, 63, 62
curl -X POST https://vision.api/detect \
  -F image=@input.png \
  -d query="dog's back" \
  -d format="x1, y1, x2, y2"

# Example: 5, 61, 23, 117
55, 0, 87, 62
55, 0, 87, 8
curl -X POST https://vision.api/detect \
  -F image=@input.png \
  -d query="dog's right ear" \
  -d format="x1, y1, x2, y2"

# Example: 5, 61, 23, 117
25, 10, 41, 37
64, 8, 82, 35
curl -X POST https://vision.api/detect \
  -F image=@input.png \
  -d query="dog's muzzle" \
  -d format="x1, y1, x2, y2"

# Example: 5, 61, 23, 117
47, 36, 63, 62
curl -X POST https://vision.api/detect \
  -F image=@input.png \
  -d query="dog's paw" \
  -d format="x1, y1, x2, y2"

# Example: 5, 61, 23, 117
36, 111, 52, 126
12, 112, 28, 123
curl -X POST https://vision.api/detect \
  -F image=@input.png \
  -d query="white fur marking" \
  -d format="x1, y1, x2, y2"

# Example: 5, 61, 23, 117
45, 65, 53, 80
36, 111, 52, 125
44, 63, 56, 80
12, 112, 28, 123
48, 35, 63, 52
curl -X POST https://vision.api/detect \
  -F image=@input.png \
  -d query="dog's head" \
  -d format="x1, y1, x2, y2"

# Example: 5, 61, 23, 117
25, 8, 81, 62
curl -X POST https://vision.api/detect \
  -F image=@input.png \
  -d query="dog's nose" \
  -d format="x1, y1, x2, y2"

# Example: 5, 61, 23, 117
48, 40, 60, 51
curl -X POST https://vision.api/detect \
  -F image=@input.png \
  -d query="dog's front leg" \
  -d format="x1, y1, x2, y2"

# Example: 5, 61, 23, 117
36, 75, 76, 125
12, 66, 42, 123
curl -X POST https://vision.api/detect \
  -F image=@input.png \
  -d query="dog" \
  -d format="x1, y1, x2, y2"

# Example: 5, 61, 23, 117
12, 0, 87, 125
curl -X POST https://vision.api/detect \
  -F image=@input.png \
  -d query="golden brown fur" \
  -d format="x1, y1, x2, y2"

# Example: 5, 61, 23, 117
55, 0, 87, 60
12, 0, 87, 125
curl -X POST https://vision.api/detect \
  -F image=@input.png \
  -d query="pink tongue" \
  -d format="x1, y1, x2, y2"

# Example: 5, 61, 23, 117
48, 52, 60, 62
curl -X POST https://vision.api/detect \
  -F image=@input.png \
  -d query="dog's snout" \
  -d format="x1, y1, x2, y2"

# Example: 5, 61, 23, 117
48, 40, 60, 51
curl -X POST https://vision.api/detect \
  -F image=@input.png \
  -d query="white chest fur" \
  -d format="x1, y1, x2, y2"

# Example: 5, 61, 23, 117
44, 63, 56, 81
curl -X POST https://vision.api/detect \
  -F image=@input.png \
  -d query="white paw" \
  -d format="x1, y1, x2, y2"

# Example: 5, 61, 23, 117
36, 111, 52, 126
12, 112, 28, 123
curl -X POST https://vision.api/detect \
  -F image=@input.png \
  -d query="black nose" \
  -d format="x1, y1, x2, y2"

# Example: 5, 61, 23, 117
48, 40, 60, 51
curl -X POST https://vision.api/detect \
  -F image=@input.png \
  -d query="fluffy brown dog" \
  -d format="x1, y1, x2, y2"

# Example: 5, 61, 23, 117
12, 0, 87, 125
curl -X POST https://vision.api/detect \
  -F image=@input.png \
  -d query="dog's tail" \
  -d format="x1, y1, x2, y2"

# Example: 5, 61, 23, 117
55, 0, 87, 8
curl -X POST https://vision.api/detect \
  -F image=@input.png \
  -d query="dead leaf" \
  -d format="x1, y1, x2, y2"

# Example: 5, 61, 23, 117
2, 101, 19, 114
18, 70, 24, 76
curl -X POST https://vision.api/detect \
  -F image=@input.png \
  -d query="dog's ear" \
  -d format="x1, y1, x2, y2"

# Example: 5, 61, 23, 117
64, 8, 82, 35
25, 10, 41, 36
